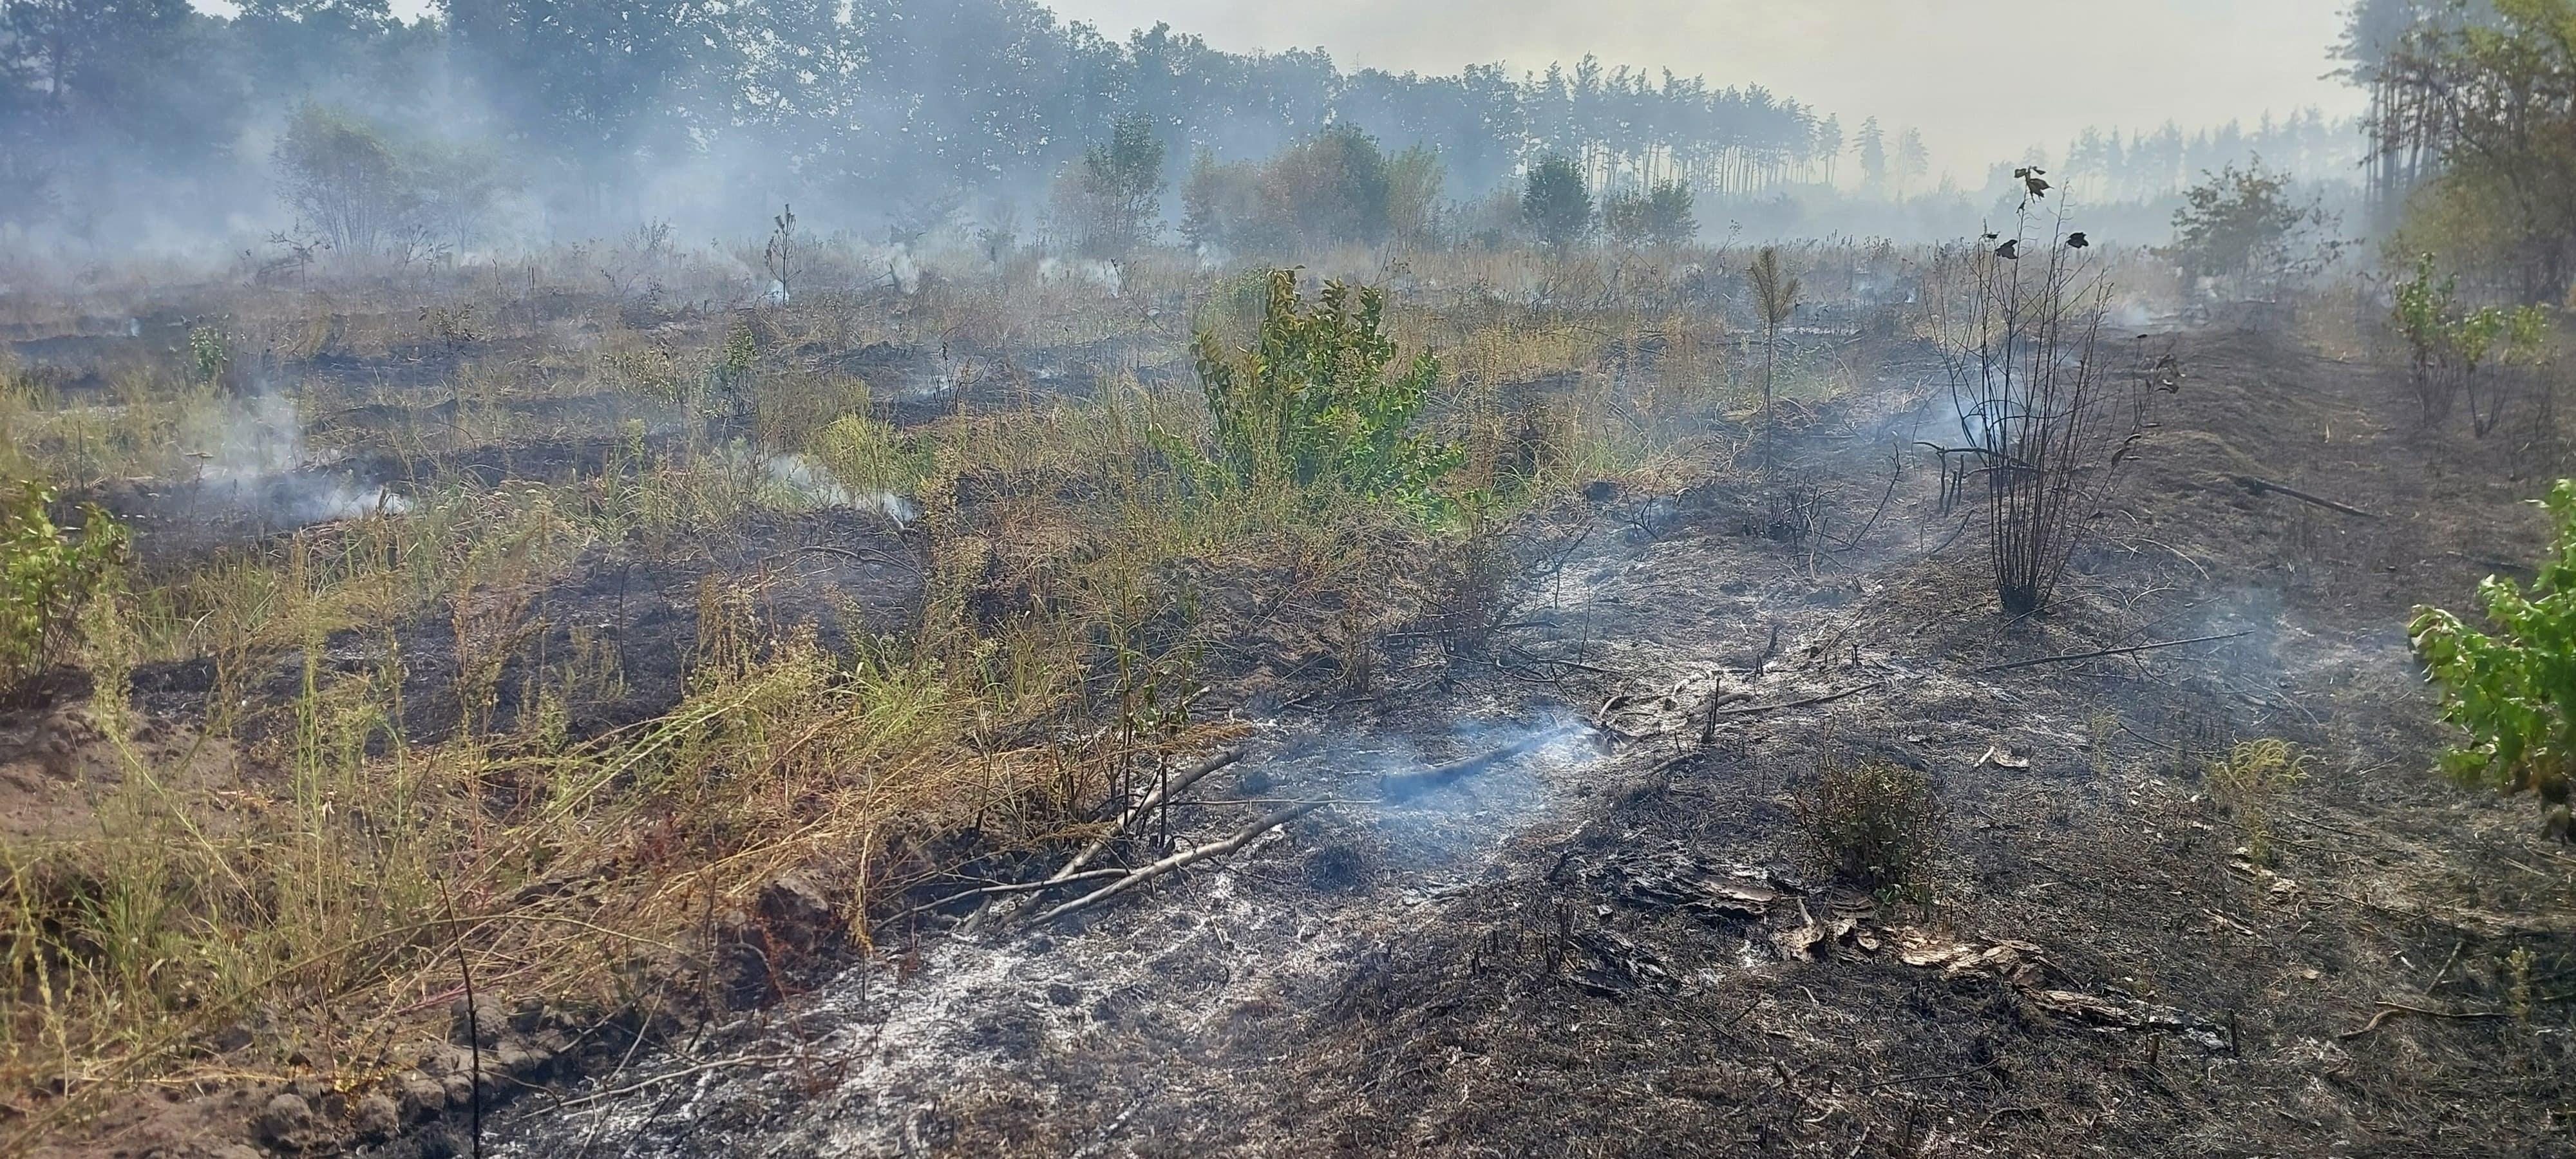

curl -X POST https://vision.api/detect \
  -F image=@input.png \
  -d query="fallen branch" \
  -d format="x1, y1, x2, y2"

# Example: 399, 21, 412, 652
2338, 999, 2511, 1039
1831, 446, 1904, 552
762, 543, 923, 576
1698, 686, 1754, 744
556, 1052, 823, 1109
1032, 799, 1332, 925
2233, 475, 2380, 520
880, 867, 1132, 927
1971, 631, 2251, 675
1031, 728, 1587, 926
1712, 681, 1885, 719
1852, 1060, 1998, 1093
1050, 748, 1244, 883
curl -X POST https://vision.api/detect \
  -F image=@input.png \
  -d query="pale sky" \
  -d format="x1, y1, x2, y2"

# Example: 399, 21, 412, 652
1045, 0, 2366, 180
332, 0, 2367, 182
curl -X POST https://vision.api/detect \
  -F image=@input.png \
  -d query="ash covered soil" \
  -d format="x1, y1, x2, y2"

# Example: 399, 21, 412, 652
459, 321, 2576, 1158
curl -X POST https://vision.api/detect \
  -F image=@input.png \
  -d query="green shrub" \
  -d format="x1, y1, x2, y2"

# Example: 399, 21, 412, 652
1, 482, 128, 692
1177, 127, 1441, 254
1603, 180, 1695, 247
1161, 270, 1459, 516
187, 325, 231, 386
2411, 478, 2576, 839
2394, 253, 2553, 433
2164, 158, 2339, 290
1522, 155, 1592, 248
1795, 756, 1940, 898
810, 409, 921, 500
274, 102, 513, 254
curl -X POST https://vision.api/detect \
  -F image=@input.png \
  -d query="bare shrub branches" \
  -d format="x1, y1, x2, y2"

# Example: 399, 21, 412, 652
1931, 189, 2146, 616
1796, 755, 1940, 898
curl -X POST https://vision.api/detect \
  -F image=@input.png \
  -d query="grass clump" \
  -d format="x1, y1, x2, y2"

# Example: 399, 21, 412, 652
1796, 755, 1941, 900
2206, 738, 2310, 864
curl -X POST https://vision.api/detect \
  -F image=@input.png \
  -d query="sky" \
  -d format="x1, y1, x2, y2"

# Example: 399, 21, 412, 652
1044, 0, 2367, 180
301, 0, 2367, 182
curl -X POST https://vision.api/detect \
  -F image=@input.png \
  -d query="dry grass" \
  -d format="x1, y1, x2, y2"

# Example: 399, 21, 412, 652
2206, 737, 2310, 865
0, 233, 1942, 1151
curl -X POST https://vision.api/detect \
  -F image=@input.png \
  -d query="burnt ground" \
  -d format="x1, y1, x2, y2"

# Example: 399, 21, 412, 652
468, 319, 2576, 1158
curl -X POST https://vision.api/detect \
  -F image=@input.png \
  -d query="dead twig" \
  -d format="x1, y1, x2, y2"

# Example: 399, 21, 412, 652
2338, 999, 2512, 1039
556, 1052, 823, 1109
1832, 446, 1903, 552
1712, 681, 1885, 719
1032, 728, 1586, 925
437, 880, 486, 1159
1971, 631, 2250, 675
761, 543, 922, 576
2426, 939, 2467, 995
1852, 1060, 1997, 1093
1699, 684, 1754, 744
880, 868, 1132, 927
1032, 799, 1332, 925
1051, 748, 1245, 883
2232, 476, 2380, 520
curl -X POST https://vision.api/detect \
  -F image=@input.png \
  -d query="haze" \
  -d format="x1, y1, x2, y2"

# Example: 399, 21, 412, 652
261, 0, 2364, 178
1045, 0, 2364, 178
214, 0, 2364, 187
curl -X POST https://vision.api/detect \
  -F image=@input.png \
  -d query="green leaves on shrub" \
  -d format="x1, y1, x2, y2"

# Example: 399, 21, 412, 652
1161, 270, 1460, 516
2393, 252, 2552, 431
2410, 478, 2576, 839
1, 482, 127, 692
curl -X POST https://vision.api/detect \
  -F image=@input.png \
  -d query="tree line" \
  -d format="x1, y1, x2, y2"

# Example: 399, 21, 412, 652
2342, 0, 2576, 299
0, 0, 1848, 247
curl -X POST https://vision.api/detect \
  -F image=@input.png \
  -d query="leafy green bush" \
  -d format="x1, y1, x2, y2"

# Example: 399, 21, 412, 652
2394, 253, 2552, 433
1522, 155, 1592, 248
1, 482, 128, 693
1160, 270, 1459, 515
1177, 127, 1442, 254
2164, 158, 2340, 292
188, 325, 231, 386
1603, 180, 1696, 247
2410, 478, 2576, 840
274, 102, 512, 254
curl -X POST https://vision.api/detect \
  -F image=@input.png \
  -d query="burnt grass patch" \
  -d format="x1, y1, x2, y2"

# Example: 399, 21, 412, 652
4, 261, 2572, 1159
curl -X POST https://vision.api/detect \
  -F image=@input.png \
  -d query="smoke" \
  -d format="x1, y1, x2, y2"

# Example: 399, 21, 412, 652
761, 452, 917, 525
1271, 711, 1602, 854
872, 245, 923, 296
2107, 298, 2161, 332
1039, 257, 1122, 297
188, 391, 408, 525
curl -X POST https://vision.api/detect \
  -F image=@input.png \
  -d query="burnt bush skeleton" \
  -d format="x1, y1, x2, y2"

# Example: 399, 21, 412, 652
1930, 189, 2151, 616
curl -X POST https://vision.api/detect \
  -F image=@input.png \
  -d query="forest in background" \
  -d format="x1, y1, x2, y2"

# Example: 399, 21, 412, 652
0, 0, 2361, 259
